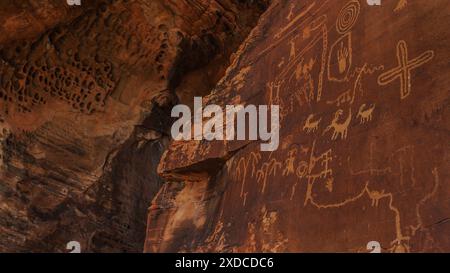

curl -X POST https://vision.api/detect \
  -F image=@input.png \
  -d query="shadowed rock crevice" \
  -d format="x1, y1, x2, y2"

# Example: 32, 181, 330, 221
0, 0, 270, 252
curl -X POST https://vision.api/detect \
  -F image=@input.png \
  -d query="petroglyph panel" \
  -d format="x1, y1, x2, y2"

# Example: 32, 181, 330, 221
0, 0, 269, 252
150, 0, 450, 253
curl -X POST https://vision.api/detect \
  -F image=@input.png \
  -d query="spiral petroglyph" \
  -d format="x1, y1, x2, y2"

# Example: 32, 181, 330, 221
336, 0, 361, 34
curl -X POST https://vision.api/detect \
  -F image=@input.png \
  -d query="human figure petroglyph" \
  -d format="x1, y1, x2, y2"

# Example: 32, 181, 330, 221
274, 2, 317, 40
274, 21, 328, 103
294, 57, 316, 81
288, 141, 334, 202
323, 108, 352, 140
357, 104, 376, 124
286, 3, 295, 21
283, 147, 297, 176
291, 58, 317, 109
277, 57, 285, 68
325, 178, 334, 192
303, 25, 311, 39
289, 38, 297, 61
267, 81, 283, 105
303, 144, 333, 206
315, 150, 333, 179
303, 114, 322, 133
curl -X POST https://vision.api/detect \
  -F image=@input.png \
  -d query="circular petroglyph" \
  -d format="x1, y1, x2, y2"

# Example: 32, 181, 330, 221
336, 0, 360, 34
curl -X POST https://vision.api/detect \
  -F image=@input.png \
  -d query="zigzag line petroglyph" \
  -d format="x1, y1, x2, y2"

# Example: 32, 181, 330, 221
235, 152, 262, 205
409, 167, 440, 236
256, 158, 283, 194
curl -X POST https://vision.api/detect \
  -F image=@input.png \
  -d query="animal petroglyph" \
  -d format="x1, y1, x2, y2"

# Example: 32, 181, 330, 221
323, 108, 352, 140
303, 114, 322, 133
368, 189, 386, 207
378, 40, 434, 100
357, 104, 376, 124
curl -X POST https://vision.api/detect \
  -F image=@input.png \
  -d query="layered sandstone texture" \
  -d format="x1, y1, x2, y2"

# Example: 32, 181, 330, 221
148, 0, 450, 252
0, 0, 269, 252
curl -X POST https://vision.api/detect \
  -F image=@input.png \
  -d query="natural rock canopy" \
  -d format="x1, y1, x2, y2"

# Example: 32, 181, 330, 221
0, 0, 448, 253
0, 0, 268, 252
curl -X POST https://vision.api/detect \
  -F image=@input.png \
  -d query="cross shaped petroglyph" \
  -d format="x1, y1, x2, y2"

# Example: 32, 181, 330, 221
378, 40, 434, 100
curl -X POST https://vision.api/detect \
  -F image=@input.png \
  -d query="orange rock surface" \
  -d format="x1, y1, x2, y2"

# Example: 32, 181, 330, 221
148, 0, 450, 253
0, 0, 267, 252
0, 0, 448, 253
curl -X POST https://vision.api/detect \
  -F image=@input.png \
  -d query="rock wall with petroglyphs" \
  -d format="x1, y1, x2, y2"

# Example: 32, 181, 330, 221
148, 0, 450, 252
0, 0, 269, 252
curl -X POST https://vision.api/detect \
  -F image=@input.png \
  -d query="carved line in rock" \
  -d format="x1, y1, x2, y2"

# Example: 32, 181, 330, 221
153, 0, 446, 253
336, 0, 360, 34
378, 40, 434, 100
394, 0, 408, 12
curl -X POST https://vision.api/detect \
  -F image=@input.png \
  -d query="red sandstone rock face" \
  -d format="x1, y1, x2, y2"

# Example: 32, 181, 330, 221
0, 0, 268, 252
148, 0, 450, 253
